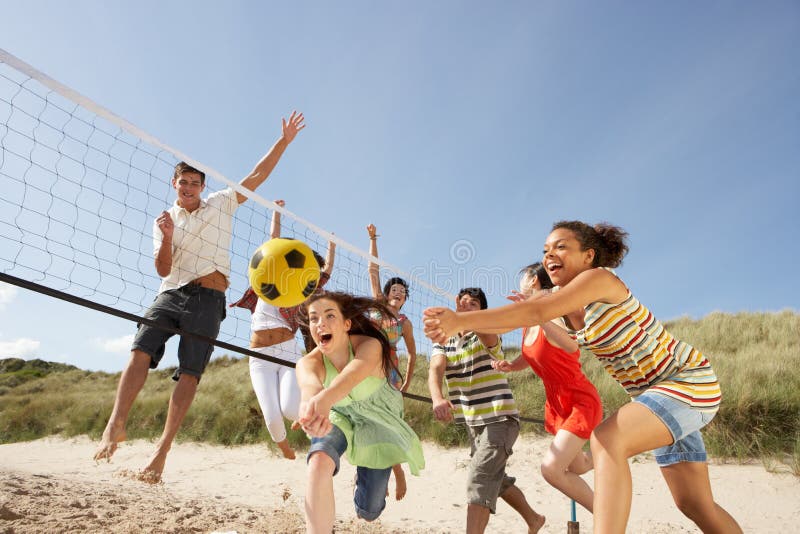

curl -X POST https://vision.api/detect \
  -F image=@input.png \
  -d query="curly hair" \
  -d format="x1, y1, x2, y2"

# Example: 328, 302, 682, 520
552, 220, 629, 268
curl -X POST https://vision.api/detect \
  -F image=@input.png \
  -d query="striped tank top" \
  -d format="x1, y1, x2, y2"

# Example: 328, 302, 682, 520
432, 333, 519, 426
569, 271, 721, 412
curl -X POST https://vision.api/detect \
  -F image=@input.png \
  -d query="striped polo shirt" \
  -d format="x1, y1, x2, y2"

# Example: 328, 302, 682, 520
570, 271, 721, 412
431, 333, 519, 426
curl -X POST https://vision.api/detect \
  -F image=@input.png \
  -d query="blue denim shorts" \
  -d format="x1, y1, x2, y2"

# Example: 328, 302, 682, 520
307, 424, 392, 521
633, 391, 717, 466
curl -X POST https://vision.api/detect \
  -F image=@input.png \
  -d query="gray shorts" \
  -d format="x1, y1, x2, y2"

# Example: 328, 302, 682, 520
466, 418, 519, 513
131, 283, 226, 381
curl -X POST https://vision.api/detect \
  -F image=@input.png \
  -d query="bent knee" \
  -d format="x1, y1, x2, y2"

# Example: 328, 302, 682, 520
540, 461, 563, 484
307, 451, 336, 475
590, 428, 625, 460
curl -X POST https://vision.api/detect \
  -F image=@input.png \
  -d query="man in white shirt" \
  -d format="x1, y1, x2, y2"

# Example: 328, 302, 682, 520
93, 111, 305, 482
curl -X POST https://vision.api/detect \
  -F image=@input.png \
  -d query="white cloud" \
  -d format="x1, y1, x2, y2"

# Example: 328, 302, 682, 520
0, 338, 40, 358
0, 283, 18, 311
92, 334, 135, 353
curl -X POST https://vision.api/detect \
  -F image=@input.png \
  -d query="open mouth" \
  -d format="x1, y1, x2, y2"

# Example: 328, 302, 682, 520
318, 333, 333, 345
547, 262, 563, 275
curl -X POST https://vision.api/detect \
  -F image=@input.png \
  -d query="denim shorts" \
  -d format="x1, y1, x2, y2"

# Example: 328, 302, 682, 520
633, 391, 717, 466
307, 424, 392, 521
131, 283, 226, 381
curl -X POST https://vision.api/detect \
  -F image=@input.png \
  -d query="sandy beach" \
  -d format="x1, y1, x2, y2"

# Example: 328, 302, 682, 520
0, 435, 797, 533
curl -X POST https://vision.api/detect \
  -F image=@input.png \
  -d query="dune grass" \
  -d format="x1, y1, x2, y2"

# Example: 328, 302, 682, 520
0, 311, 797, 473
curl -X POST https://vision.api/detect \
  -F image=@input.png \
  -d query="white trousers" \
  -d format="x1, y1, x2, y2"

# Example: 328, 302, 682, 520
248, 338, 302, 443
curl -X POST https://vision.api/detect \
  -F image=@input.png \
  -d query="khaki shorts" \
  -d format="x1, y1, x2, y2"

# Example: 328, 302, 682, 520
465, 418, 519, 513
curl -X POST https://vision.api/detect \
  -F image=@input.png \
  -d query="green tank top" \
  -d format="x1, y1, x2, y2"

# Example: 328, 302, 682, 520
322, 345, 425, 475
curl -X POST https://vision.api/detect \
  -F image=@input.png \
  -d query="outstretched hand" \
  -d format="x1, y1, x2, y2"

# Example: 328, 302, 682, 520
423, 307, 459, 344
366, 224, 378, 239
297, 395, 333, 438
282, 111, 305, 145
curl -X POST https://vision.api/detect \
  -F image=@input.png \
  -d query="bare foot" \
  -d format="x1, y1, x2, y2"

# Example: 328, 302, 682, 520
391, 464, 407, 501
93, 423, 126, 462
140, 443, 169, 482
136, 469, 163, 485
114, 468, 163, 485
528, 513, 546, 533
277, 439, 296, 460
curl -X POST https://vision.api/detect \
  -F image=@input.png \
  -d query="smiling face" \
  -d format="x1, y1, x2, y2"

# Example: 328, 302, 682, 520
542, 228, 596, 286
307, 298, 351, 355
172, 171, 205, 212
386, 283, 408, 309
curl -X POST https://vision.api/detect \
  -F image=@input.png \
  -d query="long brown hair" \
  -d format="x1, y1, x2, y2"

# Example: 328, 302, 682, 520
300, 291, 399, 383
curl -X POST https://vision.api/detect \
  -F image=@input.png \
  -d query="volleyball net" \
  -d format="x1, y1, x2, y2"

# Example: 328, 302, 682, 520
1, 49, 529, 377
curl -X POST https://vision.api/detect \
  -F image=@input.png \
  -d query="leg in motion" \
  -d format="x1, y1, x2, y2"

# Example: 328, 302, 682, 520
540, 429, 594, 511
499, 484, 546, 533
590, 402, 673, 534
93, 350, 151, 461
140, 372, 199, 482
305, 452, 337, 534
661, 458, 742, 533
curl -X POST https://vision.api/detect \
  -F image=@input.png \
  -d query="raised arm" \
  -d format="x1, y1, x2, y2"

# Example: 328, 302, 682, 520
470, 289, 558, 335
366, 224, 382, 299
424, 268, 627, 344
236, 111, 305, 204
323, 237, 336, 278
399, 319, 417, 392
269, 199, 285, 239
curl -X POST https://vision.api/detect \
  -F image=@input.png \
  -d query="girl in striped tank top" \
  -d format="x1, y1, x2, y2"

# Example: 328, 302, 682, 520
366, 223, 418, 501
423, 221, 741, 534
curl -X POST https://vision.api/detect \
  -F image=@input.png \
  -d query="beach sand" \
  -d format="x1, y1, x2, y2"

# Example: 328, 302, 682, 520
1, 436, 797, 533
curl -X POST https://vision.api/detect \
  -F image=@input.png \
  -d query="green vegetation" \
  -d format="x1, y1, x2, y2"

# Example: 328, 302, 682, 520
1, 311, 797, 474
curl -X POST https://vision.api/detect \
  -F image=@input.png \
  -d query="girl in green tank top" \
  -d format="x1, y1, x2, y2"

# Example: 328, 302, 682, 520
296, 291, 424, 534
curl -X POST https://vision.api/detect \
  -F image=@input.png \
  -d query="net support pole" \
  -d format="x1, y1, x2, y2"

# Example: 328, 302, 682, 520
568, 499, 579, 533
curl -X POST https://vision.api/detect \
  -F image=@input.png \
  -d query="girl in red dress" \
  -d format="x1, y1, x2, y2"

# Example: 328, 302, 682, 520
492, 263, 602, 512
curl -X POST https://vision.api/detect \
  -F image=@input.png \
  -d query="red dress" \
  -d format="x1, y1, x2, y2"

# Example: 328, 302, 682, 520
521, 326, 602, 439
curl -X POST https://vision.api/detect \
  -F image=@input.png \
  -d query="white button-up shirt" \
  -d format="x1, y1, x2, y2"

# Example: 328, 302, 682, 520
153, 187, 239, 294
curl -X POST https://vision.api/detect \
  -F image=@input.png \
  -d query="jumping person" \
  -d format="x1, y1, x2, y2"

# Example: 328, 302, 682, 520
491, 262, 601, 512
366, 223, 417, 392
428, 287, 546, 534
423, 221, 742, 534
228, 199, 335, 459
93, 112, 305, 482
366, 223, 417, 500
296, 291, 424, 533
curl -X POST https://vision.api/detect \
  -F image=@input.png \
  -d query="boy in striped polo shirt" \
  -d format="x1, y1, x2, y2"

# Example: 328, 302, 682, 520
428, 287, 545, 533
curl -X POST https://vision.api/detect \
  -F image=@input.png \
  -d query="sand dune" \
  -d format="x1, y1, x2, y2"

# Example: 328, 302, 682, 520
1, 436, 797, 533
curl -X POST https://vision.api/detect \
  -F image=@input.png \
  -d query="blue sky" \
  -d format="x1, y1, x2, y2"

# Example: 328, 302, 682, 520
1, 1, 798, 372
